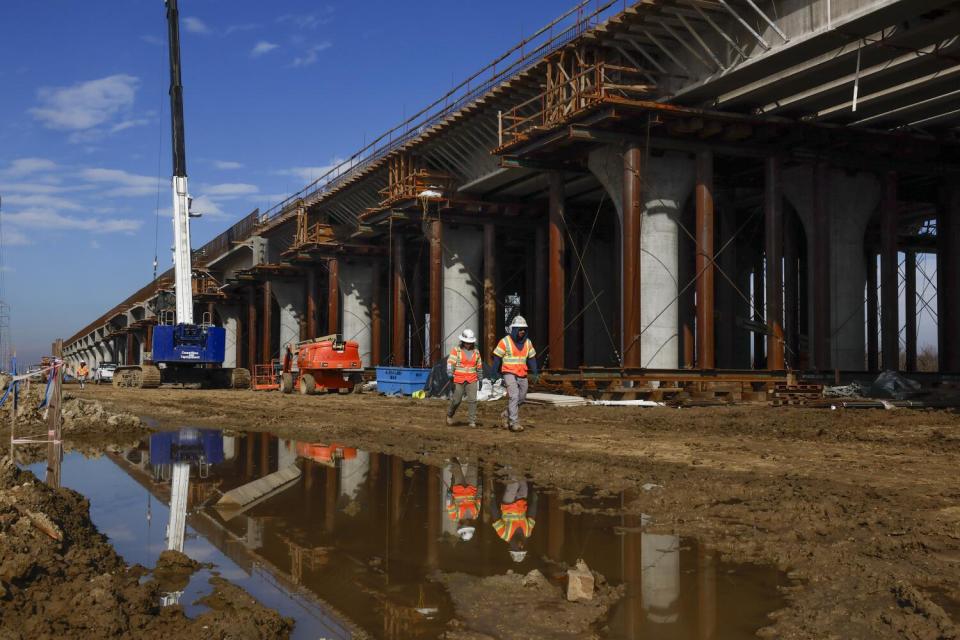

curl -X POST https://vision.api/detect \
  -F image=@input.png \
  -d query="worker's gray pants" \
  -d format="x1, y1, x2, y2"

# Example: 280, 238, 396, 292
448, 380, 478, 423
501, 373, 528, 426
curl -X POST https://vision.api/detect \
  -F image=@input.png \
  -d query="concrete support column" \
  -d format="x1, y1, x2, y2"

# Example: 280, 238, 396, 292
483, 224, 497, 360
339, 262, 374, 367
442, 225, 482, 357
392, 233, 407, 366
812, 163, 831, 370
765, 156, 785, 370
305, 267, 318, 340
548, 172, 566, 370
881, 171, 899, 371
327, 258, 340, 335
428, 220, 443, 364
905, 250, 917, 372
272, 281, 304, 354
695, 151, 715, 370
246, 287, 257, 368
220, 306, 240, 368
866, 249, 879, 372
622, 144, 643, 368
261, 280, 273, 365
938, 184, 960, 372
371, 262, 382, 366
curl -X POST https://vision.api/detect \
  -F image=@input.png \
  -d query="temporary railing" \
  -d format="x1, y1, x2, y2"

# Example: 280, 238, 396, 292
257, 0, 629, 227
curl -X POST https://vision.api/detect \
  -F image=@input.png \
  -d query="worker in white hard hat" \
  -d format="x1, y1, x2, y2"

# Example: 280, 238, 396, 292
491, 473, 536, 563
76, 360, 90, 390
492, 315, 538, 432
446, 329, 483, 427
444, 458, 481, 542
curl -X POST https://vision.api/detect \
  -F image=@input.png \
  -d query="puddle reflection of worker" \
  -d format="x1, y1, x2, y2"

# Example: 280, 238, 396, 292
491, 473, 537, 563
443, 458, 481, 542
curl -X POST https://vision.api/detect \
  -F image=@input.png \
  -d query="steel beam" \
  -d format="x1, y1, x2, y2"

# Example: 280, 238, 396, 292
392, 233, 406, 366
623, 144, 643, 368
261, 280, 272, 365
696, 150, 716, 369
483, 223, 497, 358
880, 171, 899, 370
327, 258, 340, 335
938, 184, 960, 372
812, 162, 832, 370
548, 172, 566, 370
905, 250, 917, 372
429, 219, 443, 365
764, 156, 785, 371
866, 248, 879, 371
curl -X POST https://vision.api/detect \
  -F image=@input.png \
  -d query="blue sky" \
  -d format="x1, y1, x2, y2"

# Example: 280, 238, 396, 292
0, 0, 564, 364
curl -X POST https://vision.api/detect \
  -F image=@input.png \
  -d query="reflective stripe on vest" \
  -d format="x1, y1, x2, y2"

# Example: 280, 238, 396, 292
492, 499, 535, 541
449, 347, 480, 383
499, 336, 531, 377
446, 484, 480, 521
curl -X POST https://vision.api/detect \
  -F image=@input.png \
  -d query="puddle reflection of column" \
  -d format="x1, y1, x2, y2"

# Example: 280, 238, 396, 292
697, 543, 717, 639
223, 436, 236, 461
545, 492, 564, 562
324, 463, 337, 535
245, 434, 255, 480
260, 432, 271, 476
426, 466, 440, 570
642, 528, 681, 625
621, 503, 644, 638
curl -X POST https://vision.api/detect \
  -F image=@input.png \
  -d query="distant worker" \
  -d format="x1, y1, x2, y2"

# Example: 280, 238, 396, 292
491, 472, 537, 563
446, 329, 483, 427
445, 457, 481, 542
282, 343, 294, 373
76, 360, 90, 390
492, 316, 538, 432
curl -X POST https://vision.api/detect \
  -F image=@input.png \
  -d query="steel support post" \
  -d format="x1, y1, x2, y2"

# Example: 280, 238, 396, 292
866, 248, 879, 371
429, 219, 443, 364
696, 151, 716, 369
327, 258, 340, 335
753, 250, 765, 369
812, 162, 832, 370
905, 250, 917, 372
392, 233, 406, 366
548, 172, 566, 369
880, 171, 899, 370
483, 223, 496, 358
764, 156, 784, 370
371, 261, 382, 367
783, 213, 799, 368
305, 267, 317, 339
261, 280, 272, 365
125, 332, 135, 365
938, 185, 960, 372
144, 323, 154, 360
622, 144, 643, 368
247, 287, 257, 369
534, 225, 548, 352
412, 251, 425, 366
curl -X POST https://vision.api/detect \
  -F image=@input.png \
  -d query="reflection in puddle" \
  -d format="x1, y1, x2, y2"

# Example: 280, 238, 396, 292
28, 429, 788, 639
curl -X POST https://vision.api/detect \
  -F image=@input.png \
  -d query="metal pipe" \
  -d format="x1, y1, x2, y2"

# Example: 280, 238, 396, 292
880, 171, 899, 370
866, 248, 879, 372
764, 156, 784, 371
483, 223, 497, 358
548, 172, 566, 369
715, 0, 770, 50
812, 162, 831, 370
696, 151, 716, 369
392, 233, 406, 366
429, 219, 443, 364
620, 144, 644, 368
327, 258, 340, 335
740, 0, 789, 42
261, 280, 272, 365
905, 250, 917, 372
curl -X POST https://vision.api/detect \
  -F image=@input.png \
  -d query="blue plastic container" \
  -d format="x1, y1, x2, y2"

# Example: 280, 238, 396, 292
375, 367, 430, 396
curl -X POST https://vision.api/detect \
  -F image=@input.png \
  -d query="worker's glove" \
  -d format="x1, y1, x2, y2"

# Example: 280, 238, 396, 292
446, 366, 453, 377
529, 373, 540, 385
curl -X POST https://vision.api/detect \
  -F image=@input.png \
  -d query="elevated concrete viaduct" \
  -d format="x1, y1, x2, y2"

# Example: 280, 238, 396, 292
63, 0, 960, 391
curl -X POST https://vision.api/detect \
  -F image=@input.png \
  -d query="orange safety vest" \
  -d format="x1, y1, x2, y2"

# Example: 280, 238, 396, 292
77, 365, 89, 377
446, 484, 480, 521
492, 499, 535, 541
448, 347, 481, 384
494, 336, 535, 377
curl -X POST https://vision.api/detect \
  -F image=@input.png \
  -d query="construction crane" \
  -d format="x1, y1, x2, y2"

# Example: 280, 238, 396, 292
114, 0, 250, 389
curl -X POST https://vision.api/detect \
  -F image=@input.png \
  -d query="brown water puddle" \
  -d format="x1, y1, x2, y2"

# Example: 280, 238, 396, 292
31, 428, 789, 639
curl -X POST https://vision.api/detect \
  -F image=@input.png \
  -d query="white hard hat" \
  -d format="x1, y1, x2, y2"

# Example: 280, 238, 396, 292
457, 526, 476, 542
458, 329, 477, 344
509, 550, 527, 563
510, 316, 528, 329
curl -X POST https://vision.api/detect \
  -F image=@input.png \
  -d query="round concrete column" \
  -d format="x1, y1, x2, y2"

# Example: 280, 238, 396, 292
218, 305, 241, 368
339, 262, 374, 366
442, 224, 482, 357
271, 281, 305, 354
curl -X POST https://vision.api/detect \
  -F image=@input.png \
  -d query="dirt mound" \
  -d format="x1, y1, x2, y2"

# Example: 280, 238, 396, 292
5, 384, 145, 437
0, 457, 293, 639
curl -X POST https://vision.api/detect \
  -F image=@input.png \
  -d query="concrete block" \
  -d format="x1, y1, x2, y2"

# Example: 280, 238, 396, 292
566, 559, 594, 602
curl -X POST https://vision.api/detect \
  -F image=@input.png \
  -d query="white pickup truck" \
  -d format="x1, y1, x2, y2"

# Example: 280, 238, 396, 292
95, 362, 117, 384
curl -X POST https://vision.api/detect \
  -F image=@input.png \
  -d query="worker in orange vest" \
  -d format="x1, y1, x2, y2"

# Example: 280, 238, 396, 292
445, 458, 481, 542
492, 315, 538, 432
491, 473, 537, 563
76, 361, 90, 390
446, 329, 483, 427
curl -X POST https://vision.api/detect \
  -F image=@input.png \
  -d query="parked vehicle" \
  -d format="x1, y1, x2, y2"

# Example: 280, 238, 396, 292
96, 362, 118, 384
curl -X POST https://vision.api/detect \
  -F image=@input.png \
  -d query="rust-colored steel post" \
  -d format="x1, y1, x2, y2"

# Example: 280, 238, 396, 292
429, 219, 443, 364
764, 156, 785, 371
144, 323, 154, 360
412, 251, 425, 366
622, 144, 643, 368
866, 248, 879, 371
392, 233, 406, 366
261, 279, 273, 365
812, 162, 832, 370
696, 151, 716, 370
880, 171, 899, 370
753, 250, 765, 369
327, 258, 340, 335
426, 467, 440, 569
905, 250, 917, 372
548, 172, 566, 369
125, 332, 135, 365
938, 185, 960, 372
305, 267, 317, 339
534, 225, 548, 349
371, 260, 382, 367
483, 223, 497, 358
783, 213, 800, 368
247, 287, 257, 369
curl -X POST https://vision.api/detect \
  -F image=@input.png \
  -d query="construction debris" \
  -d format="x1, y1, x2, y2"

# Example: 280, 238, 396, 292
566, 559, 595, 602
524, 393, 589, 407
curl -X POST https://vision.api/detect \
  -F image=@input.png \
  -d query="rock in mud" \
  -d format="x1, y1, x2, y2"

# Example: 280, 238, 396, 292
566, 559, 594, 602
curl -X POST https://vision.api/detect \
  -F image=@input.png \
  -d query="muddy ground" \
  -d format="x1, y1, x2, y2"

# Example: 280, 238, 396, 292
29, 385, 960, 638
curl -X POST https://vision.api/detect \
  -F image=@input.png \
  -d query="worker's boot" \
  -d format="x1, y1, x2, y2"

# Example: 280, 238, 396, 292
509, 422, 524, 433
446, 415, 454, 426
468, 421, 477, 428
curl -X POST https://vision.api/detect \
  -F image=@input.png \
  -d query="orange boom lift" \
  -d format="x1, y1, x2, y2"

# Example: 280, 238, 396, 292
281, 334, 363, 395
